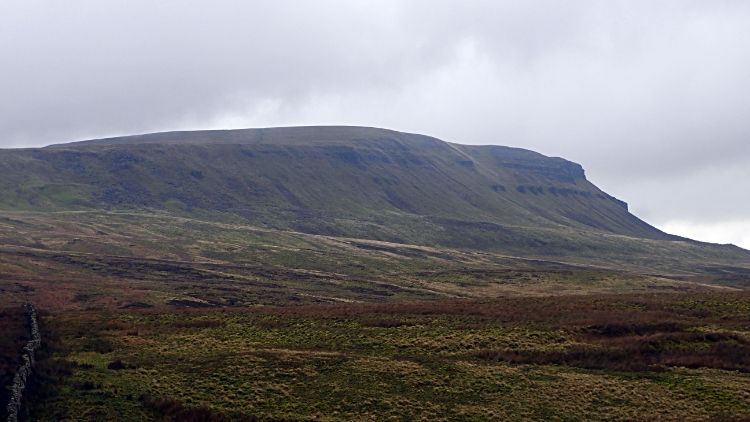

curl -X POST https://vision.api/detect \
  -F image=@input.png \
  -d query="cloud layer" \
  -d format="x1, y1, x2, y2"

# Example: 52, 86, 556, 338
2, 1, 749, 247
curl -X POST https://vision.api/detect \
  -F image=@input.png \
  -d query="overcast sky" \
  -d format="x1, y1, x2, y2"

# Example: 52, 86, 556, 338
2, 1, 749, 248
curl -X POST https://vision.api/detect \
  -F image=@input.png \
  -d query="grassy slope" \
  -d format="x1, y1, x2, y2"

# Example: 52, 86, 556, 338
0, 126, 747, 276
0, 211, 747, 311
27, 292, 750, 421
0, 127, 659, 242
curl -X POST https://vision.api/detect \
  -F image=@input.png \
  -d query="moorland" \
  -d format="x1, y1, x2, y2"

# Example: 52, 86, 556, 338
2, 126, 750, 421
17, 291, 750, 421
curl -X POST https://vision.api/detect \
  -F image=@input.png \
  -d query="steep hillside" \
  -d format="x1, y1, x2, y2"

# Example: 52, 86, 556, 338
0, 126, 747, 266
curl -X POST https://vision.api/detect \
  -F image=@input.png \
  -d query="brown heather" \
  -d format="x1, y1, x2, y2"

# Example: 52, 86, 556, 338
14, 290, 750, 421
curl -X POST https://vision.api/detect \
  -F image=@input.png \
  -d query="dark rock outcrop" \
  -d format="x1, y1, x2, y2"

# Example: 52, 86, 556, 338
5, 304, 40, 422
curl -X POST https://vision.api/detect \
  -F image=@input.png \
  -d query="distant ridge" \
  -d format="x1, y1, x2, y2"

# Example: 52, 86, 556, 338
56, 126, 440, 147
2, 126, 747, 269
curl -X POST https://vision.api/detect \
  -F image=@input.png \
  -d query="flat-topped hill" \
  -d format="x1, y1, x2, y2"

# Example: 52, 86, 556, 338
0, 126, 747, 270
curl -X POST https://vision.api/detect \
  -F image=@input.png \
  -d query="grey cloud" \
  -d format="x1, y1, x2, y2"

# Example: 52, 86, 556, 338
0, 1, 437, 145
1, 0, 749, 235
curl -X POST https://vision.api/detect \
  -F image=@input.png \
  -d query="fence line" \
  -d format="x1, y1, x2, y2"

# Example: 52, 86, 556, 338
5, 304, 40, 422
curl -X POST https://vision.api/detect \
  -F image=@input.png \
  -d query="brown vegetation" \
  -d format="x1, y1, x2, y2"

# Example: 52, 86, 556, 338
360, 318, 413, 328
141, 396, 296, 422
229, 290, 750, 329
457, 297, 750, 372
477, 333, 750, 373
173, 320, 224, 329
24, 290, 750, 421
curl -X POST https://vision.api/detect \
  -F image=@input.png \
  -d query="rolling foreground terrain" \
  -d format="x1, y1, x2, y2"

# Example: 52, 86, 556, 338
2, 126, 750, 421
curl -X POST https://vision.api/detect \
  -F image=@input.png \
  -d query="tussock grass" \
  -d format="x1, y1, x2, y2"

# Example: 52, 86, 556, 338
24, 291, 750, 421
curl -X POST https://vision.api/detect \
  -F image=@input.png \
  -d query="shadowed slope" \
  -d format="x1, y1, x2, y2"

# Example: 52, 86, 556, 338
0, 126, 747, 267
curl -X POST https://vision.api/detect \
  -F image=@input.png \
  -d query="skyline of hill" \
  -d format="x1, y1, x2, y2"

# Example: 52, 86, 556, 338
0, 126, 747, 277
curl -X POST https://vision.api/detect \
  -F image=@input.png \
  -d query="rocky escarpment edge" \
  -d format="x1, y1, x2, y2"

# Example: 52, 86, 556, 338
5, 304, 40, 422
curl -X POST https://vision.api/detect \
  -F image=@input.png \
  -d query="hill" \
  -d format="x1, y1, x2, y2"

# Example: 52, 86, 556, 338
0, 126, 748, 274
5, 126, 750, 422
4, 126, 649, 238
